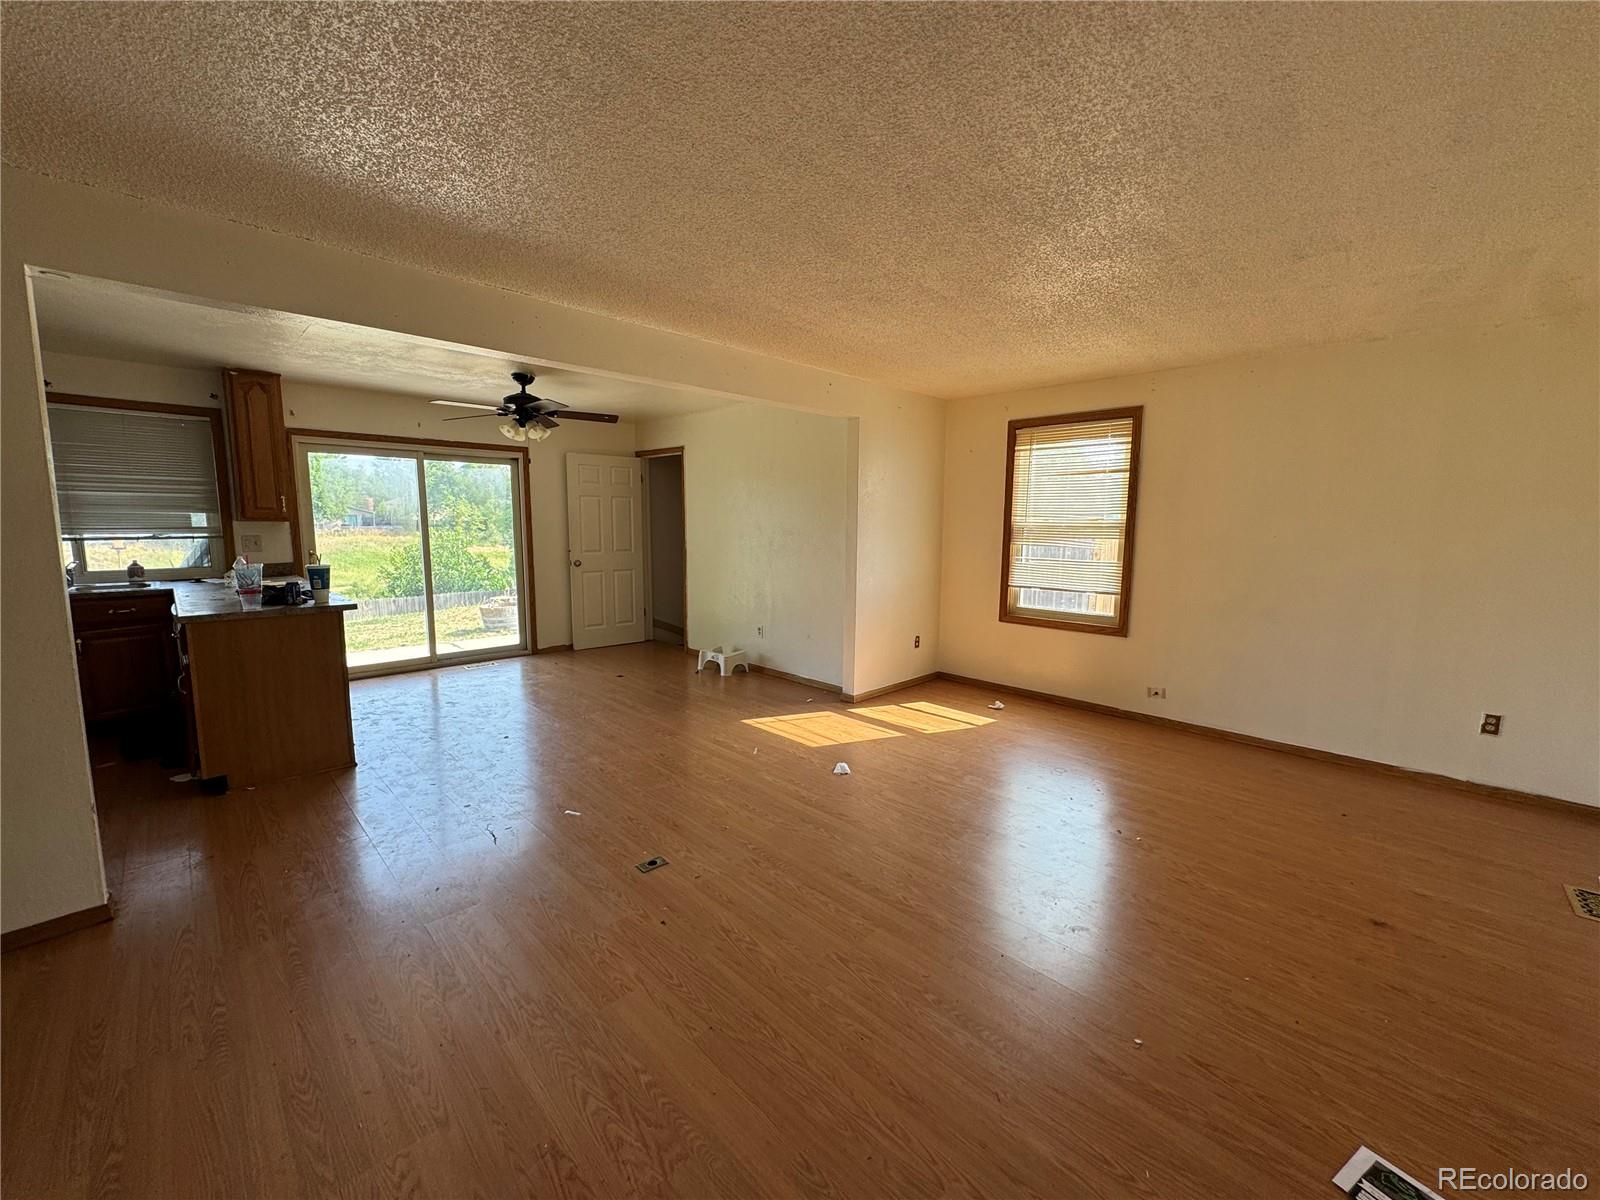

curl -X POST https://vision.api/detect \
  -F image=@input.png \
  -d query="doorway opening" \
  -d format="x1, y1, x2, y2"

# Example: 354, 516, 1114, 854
641, 448, 686, 647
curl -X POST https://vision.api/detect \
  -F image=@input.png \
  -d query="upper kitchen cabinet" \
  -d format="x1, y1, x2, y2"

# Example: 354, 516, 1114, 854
222, 368, 290, 519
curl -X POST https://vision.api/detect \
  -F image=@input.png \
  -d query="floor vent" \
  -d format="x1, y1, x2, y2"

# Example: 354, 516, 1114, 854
1565, 885, 1600, 922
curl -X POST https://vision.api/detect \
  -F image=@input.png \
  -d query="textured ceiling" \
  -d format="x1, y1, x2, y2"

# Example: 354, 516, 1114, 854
3, 2, 1596, 398
31, 270, 726, 421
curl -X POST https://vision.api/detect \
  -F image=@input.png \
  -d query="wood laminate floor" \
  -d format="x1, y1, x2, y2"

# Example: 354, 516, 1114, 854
4, 642, 1596, 1198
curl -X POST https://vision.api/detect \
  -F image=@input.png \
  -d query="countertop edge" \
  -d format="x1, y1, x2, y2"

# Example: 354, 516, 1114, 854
69, 581, 358, 623
174, 599, 358, 624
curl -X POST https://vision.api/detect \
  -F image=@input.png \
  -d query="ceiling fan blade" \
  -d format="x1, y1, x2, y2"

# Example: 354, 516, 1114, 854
442, 413, 504, 421
557, 410, 620, 423
535, 414, 560, 430
526, 397, 569, 413
431, 399, 500, 411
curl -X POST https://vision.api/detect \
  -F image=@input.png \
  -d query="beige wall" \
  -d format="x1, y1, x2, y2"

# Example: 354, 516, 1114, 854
1, 283, 109, 932
852, 397, 945, 692
638, 405, 850, 687
43, 351, 216, 408
939, 314, 1600, 805
280, 380, 637, 650
1, 165, 945, 932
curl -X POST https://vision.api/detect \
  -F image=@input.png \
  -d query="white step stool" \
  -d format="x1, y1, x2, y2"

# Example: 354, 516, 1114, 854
696, 646, 751, 676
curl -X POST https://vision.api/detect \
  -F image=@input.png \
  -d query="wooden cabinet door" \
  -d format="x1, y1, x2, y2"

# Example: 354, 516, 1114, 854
77, 626, 172, 721
223, 369, 289, 519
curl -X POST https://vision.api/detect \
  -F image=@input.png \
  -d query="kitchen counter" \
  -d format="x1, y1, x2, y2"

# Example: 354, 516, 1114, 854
170, 581, 356, 623
67, 577, 358, 790
68, 580, 356, 623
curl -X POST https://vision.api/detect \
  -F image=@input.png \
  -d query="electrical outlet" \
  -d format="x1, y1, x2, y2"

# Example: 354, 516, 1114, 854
756, 625, 764, 639
1146, 686, 1166, 699
914, 634, 921, 649
239, 533, 264, 554
1480, 713, 1502, 736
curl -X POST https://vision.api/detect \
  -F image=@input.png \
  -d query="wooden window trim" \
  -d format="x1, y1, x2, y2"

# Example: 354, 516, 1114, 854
998, 405, 1143, 638
46, 392, 236, 571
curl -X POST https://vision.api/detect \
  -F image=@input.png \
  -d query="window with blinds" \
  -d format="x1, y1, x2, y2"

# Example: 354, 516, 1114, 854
48, 402, 226, 580
1001, 407, 1142, 636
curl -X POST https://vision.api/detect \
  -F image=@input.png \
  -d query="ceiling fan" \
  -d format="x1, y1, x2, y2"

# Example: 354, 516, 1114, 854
430, 371, 619, 442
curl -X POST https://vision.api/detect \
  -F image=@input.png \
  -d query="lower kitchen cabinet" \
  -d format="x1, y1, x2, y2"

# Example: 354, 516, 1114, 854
76, 624, 174, 721
69, 590, 184, 762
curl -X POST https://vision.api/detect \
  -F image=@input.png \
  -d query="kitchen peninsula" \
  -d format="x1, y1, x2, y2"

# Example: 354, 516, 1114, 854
69, 581, 356, 790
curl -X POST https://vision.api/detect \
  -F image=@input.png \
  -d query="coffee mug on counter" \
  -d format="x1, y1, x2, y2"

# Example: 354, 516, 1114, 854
306, 562, 331, 604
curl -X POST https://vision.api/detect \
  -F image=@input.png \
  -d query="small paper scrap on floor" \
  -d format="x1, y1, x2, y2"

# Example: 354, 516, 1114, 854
833, 762, 851, 775
563, 810, 582, 816
1133, 1038, 1143, 1048
1332, 1146, 1445, 1200
988, 700, 1005, 710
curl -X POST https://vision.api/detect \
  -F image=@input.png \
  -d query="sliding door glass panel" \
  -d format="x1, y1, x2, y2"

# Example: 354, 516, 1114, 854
305, 450, 430, 669
424, 457, 522, 656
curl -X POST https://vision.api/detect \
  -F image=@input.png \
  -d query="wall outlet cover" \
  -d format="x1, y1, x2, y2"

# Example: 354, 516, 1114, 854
239, 533, 264, 553
1480, 713, 1502, 736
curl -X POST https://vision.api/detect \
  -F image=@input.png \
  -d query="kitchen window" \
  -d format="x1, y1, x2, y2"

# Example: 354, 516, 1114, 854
1000, 406, 1142, 636
47, 397, 231, 582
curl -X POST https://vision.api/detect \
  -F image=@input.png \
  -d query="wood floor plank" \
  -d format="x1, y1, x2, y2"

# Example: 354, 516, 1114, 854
4, 642, 1595, 1198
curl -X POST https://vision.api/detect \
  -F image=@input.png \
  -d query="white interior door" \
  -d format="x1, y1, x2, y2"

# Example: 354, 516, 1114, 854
566, 453, 646, 650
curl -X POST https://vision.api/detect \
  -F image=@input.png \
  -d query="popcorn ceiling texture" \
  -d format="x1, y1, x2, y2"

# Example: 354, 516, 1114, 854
2, 2, 1595, 398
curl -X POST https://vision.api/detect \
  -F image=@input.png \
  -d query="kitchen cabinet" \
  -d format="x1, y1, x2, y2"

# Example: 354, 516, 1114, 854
78, 627, 172, 721
222, 368, 290, 519
69, 592, 179, 723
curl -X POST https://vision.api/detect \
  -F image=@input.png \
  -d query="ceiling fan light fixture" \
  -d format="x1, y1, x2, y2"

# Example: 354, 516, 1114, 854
435, 373, 615, 435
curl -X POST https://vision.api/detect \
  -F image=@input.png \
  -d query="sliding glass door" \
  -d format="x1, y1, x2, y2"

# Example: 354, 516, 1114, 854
304, 449, 431, 668
296, 440, 527, 674
423, 457, 522, 657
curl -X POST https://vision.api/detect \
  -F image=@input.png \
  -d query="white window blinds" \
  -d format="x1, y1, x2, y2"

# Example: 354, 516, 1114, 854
1005, 410, 1140, 631
48, 404, 223, 538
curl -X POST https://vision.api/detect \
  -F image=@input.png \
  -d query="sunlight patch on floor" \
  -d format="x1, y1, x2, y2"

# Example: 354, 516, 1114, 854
850, 701, 996, 732
743, 712, 904, 747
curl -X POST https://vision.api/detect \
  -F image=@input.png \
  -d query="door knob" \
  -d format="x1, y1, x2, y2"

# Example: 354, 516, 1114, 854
571, 559, 582, 567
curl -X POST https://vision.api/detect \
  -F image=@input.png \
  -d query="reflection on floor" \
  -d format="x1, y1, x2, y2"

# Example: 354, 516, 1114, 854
3, 641, 1596, 1198
746, 699, 997, 744
743, 710, 903, 746
849, 700, 996, 733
